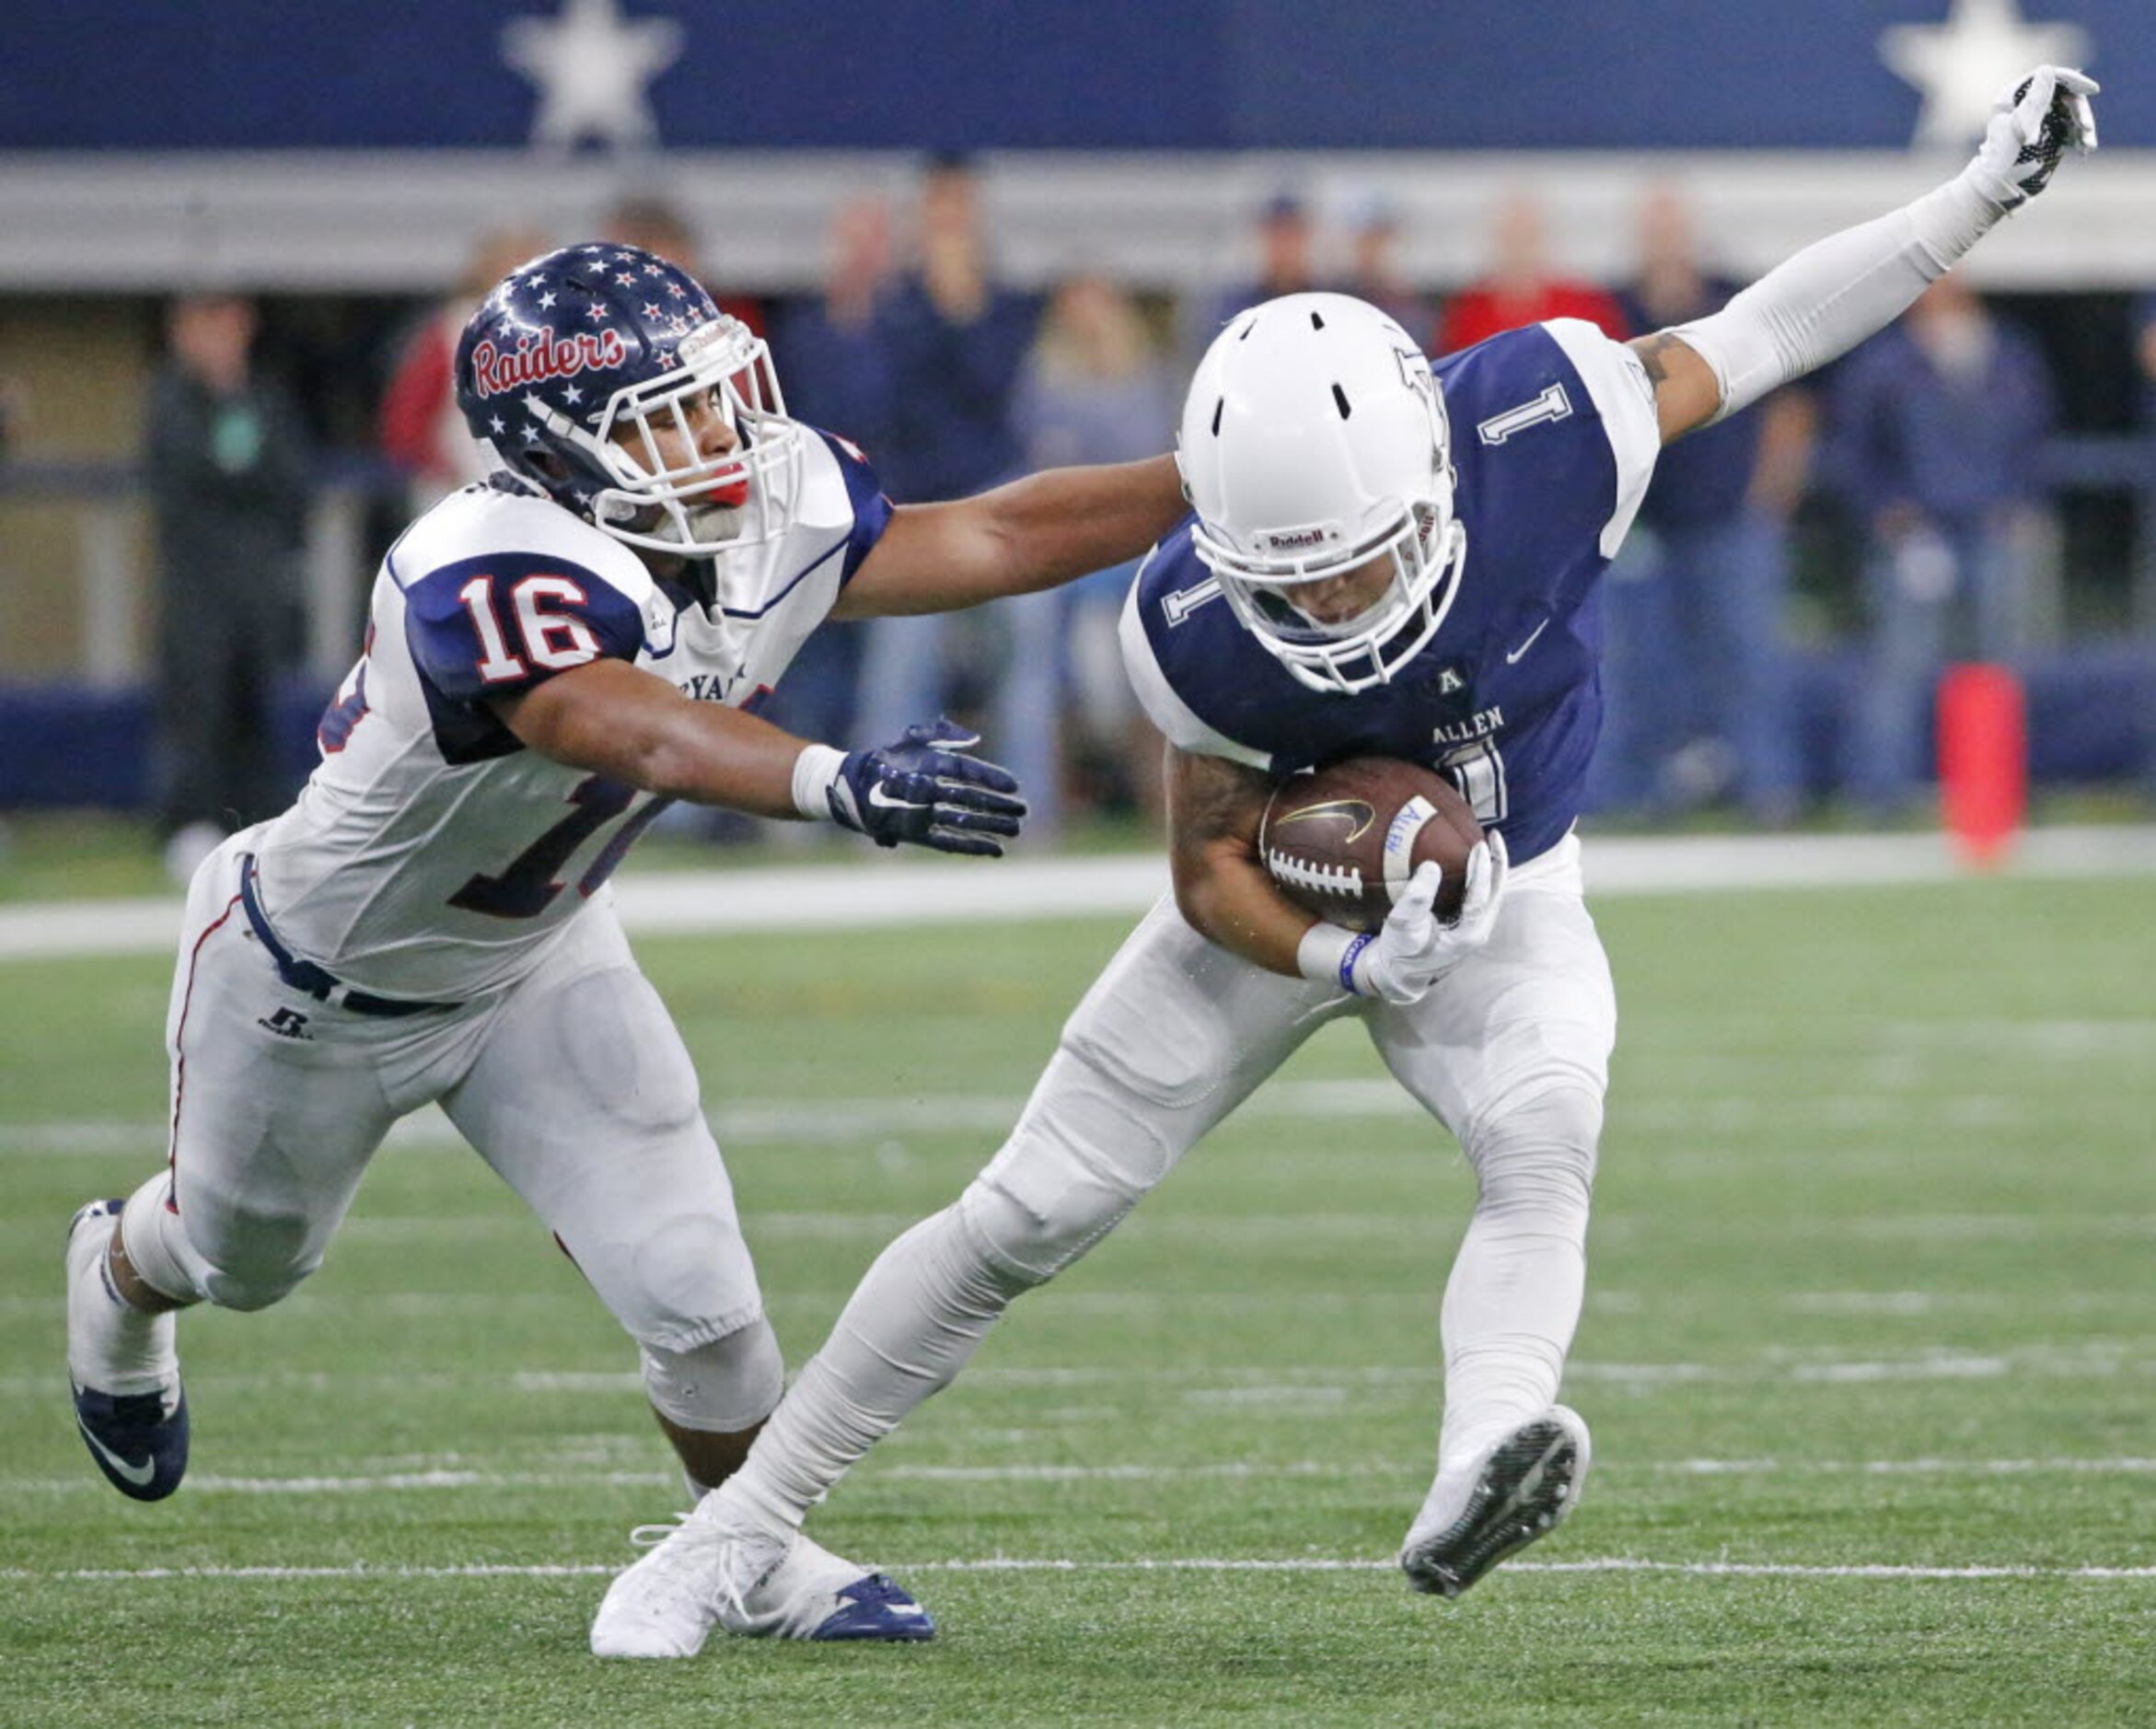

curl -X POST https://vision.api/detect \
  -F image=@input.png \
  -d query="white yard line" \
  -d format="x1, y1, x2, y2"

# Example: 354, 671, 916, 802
7, 1344, 2138, 1397
4, 1556, 2153, 1583
17, 1072, 2155, 1159
11, 1456, 2156, 1496
5, 826, 2155, 961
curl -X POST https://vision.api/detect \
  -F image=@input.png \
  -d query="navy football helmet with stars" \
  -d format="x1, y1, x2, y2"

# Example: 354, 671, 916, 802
453, 242, 803, 557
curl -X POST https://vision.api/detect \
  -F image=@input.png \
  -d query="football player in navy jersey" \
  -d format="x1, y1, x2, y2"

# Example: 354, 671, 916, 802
63, 240, 1188, 1642
590, 69, 2099, 1654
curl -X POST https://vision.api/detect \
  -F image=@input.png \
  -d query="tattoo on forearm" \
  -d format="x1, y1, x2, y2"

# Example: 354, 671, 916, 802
1171, 752, 1271, 861
1633, 332, 1686, 388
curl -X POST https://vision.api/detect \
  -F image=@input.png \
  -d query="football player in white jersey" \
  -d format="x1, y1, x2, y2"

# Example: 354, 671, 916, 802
586, 70, 2097, 1654
64, 241, 1188, 1641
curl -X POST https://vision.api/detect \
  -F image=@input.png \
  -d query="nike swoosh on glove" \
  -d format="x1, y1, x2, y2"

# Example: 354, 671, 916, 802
822, 718, 1027, 856
1965, 66, 2098, 212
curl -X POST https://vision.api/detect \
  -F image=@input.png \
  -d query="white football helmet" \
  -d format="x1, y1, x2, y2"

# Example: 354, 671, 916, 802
1178, 293, 1465, 695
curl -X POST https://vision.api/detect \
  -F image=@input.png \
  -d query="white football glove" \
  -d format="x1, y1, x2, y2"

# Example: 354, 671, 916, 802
1963, 66, 2099, 213
1302, 832, 1508, 1006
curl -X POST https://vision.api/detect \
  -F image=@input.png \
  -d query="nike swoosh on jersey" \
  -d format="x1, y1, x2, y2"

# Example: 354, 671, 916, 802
1505, 619, 1550, 665
76, 1414, 158, 1485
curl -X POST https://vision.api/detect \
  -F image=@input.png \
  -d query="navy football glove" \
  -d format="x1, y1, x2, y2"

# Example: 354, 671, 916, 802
817, 718, 1027, 856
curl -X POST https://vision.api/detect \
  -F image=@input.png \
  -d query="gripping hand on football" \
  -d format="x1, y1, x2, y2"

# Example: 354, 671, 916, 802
1337, 832, 1508, 1006
1962, 66, 2098, 212
792, 718, 1026, 857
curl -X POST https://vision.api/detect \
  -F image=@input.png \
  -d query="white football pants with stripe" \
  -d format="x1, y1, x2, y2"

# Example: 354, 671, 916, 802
721, 833, 1616, 1534
115, 830, 783, 1437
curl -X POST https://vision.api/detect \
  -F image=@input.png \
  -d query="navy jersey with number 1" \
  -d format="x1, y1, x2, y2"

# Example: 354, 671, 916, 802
1120, 319, 1663, 866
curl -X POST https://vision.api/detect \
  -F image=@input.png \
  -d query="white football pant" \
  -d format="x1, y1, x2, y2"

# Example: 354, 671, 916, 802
724, 833, 1616, 1531
118, 830, 782, 1433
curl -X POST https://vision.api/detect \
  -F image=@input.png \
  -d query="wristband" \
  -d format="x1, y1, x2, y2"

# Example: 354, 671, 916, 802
1294, 922, 1367, 995
790, 743, 848, 821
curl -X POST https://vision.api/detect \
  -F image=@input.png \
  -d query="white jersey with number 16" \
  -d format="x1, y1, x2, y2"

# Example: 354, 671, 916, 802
249, 429, 889, 1001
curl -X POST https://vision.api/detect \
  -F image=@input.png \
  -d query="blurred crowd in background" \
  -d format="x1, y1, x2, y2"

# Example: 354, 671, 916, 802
7, 151, 2156, 875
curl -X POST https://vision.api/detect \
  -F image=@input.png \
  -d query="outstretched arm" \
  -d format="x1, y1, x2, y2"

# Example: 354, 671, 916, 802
494, 660, 1026, 855
831, 454, 1187, 618
1631, 66, 2098, 445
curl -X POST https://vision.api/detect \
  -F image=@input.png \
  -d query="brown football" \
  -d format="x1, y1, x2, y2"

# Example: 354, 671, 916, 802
1258, 757, 1482, 932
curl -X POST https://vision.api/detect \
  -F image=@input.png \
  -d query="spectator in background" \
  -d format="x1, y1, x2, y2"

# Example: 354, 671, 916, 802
2136, 295, 2156, 799
602, 196, 766, 339
2134, 292, 2156, 423
1014, 273, 1179, 821
145, 294, 312, 882
1828, 273, 2057, 813
1435, 188, 1629, 354
852, 155, 1055, 828
1594, 186, 1810, 824
1341, 193, 1433, 344
761, 197, 900, 762
377, 226, 548, 510
1189, 189, 1321, 355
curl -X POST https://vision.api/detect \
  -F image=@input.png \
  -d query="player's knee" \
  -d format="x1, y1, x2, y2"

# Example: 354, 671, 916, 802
613, 1209, 760, 1350
175, 1179, 321, 1311
958, 1161, 1126, 1290
1465, 1081, 1603, 1222
198, 1217, 320, 1312
640, 1317, 783, 1433
966, 1090, 1164, 1284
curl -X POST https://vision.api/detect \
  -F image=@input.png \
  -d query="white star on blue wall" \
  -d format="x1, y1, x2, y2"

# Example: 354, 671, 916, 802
1880, 0, 2092, 147
502, 0, 684, 151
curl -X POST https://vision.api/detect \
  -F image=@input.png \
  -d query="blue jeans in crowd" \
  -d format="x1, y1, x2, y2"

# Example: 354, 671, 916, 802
1845, 516, 2024, 812
854, 589, 1068, 839
852, 558, 1146, 843
1594, 510, 1801, 821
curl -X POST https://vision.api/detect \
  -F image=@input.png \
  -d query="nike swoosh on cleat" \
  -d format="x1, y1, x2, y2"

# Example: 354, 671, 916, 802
76, 1415, 157, 1486
1504, 619, 1549, 665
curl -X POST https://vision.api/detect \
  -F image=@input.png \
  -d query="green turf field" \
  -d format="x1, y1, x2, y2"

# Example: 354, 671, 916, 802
4, 874, 2153, 1725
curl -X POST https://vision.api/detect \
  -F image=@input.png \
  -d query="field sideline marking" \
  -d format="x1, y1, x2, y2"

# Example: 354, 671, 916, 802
6, 1557, 2154, 1584
5, 826, 2155, 961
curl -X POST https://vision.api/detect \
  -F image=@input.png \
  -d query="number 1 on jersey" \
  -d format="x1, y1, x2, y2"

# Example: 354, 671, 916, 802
1440, 737, 1510, 824
449, 774, 653, 919
458, 576, 527, 684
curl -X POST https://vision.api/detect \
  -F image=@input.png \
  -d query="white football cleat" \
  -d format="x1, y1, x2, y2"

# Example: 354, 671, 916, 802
1397, 1405, 1590, 1598
590, 1497, 933, 1658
